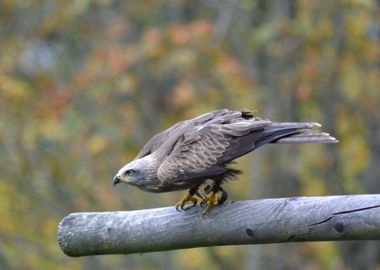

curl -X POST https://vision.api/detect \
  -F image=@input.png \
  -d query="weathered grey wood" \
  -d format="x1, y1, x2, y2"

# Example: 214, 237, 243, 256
58, 195, 380, 257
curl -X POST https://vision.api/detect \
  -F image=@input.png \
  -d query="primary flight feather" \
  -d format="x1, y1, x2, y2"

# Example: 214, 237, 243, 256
113, 108, 338, 215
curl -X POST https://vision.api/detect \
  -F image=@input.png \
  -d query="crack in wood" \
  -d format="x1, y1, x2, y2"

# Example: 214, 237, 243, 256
287, 204, 380, 241
286, 231, 313, 241
308, 216, 333, 226
308, 204, 380, 227
332, 204, 380, 215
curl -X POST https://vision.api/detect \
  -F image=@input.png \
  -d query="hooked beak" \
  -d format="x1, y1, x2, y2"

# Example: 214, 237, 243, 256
113, 174, 124, 186
113, 176, 121, 186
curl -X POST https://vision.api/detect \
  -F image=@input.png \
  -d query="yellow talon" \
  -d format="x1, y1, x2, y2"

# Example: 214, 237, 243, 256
201, 191, 219, 216
200, 184, 228, 216
175, 192, 198, 211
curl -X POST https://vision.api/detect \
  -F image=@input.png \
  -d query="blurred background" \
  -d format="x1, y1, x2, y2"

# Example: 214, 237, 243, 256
0, 0, 379, 269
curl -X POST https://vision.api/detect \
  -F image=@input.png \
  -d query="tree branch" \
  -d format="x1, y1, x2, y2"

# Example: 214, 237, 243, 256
58, 195, 380, 257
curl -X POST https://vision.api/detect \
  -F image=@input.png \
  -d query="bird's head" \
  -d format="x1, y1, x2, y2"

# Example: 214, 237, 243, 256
113, 155, 159, 190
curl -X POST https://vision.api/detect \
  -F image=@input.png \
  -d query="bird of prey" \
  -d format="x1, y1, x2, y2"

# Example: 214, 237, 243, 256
113, 109, 338, 215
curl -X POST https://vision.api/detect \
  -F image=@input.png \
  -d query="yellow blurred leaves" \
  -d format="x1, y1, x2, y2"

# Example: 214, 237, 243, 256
300, 175, 327, 196
174, 248, 216, 270
340, 0, 373, 8
115, 74, 138, 94
336, 107, 369, 192
87, 135, 109, 155
0, 180, 16, 232
21, 118, 66, 151
305, 242, 340, 269
298, 144, 328, 196
0, 74, 30, 100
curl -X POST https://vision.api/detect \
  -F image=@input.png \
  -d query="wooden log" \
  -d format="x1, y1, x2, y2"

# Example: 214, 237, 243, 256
58, 194, 380, 257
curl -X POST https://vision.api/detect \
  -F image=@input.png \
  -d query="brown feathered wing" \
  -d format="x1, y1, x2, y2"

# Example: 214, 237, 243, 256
156, 117, 271, 189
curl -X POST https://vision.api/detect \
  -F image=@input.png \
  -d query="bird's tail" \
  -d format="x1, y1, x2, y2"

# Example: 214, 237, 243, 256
256, 122, 338, 148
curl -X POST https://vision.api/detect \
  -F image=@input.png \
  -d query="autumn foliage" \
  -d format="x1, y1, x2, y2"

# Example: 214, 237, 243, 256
0, 0, 379, 269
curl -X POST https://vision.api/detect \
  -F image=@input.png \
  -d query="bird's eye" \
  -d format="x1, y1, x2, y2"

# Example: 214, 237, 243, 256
125, 170, 134, 176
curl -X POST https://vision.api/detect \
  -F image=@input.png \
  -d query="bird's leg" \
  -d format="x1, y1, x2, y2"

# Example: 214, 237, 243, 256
194, 189, 207, 200
175, 186, 201, 211
200, 183, 228, 216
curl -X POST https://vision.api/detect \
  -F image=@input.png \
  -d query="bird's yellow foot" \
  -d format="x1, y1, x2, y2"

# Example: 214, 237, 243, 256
200, 191, 219, 216
200, 184, 228, 216
175, 192, 198, 211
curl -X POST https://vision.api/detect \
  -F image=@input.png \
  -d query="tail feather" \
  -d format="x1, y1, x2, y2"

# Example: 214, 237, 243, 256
256, 122, 338, 147
268, 122, 321, 129
275, 132, 338, 143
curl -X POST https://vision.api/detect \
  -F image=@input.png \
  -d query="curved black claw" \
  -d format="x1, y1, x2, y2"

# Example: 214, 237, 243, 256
180, 200, 197, 210
175, 187, 200, 212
